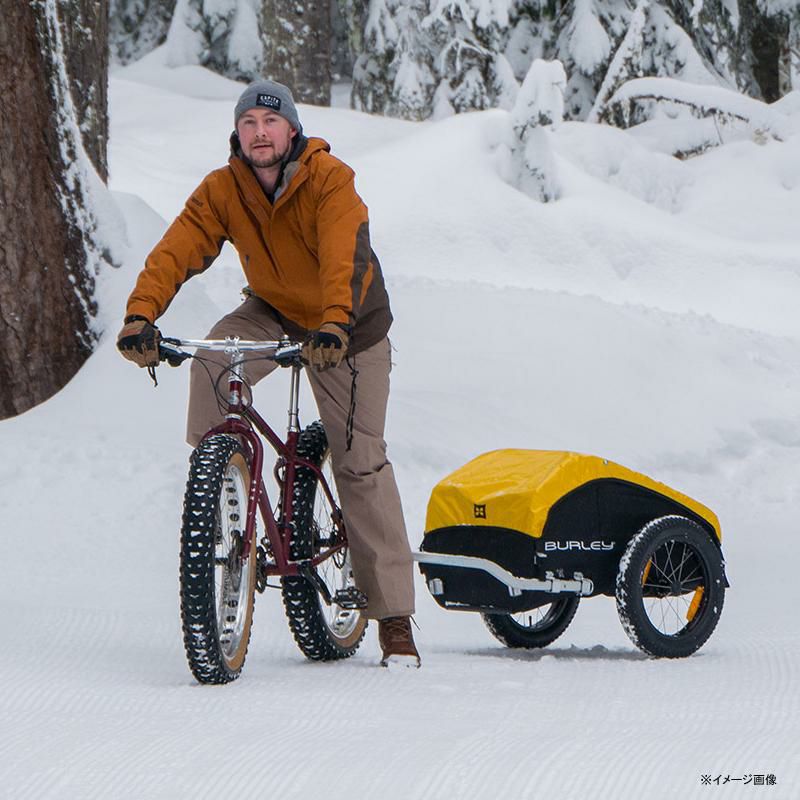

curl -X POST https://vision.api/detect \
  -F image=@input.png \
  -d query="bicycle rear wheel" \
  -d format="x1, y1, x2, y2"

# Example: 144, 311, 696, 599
281, 422, 367, 660
180, 434, 257, 683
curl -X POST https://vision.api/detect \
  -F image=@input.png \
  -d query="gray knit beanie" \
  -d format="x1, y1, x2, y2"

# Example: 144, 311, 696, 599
234, 80, 303, 135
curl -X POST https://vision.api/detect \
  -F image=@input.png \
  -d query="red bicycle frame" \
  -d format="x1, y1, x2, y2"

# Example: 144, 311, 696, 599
183, 336, 347, 580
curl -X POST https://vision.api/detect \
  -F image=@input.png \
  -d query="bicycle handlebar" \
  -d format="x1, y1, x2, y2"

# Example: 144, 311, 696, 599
158, 336, 303, 367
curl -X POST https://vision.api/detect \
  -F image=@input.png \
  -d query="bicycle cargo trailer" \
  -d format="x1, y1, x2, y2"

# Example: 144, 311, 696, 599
414, 449, 728, 657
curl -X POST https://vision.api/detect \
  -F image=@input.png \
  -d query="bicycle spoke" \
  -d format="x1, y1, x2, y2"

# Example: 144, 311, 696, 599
663, 541, 677, 582
649, 554, 672, 583
679, 564, 703, 585
644, 548, 704, 636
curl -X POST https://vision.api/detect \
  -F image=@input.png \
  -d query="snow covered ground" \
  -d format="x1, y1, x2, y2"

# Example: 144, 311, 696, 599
2, 55, 799, 798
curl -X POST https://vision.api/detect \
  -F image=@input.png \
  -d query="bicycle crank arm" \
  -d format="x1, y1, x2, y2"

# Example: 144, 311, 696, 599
298, 564, 333, 605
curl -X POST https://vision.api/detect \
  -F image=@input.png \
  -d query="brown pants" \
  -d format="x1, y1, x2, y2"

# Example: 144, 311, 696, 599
186, 297, 415, 620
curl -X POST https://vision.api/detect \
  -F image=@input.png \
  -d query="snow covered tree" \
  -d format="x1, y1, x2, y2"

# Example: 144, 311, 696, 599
587, 0, 648, 121
509, 58, 566, 201
343, 0, 798, 121
164, 0, 263, 80
350, 0, 521, 119
666, 0, 755, 92
553, 0, 632, 119
352, 0, 436, 119
588, 0, 725, 123
263, 0, 332, 104
423, 0, 515, 116
109, 0, 177, 64
0, 0, 114, 418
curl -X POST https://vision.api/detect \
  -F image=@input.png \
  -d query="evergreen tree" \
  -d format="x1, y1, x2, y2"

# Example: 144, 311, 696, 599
424, 0, 515, 116
110, 0, 177, 64
352, 0, 436, 119
588, 0, 723, 123
164, 0, 263, 80
667, 0, 754, 91
509, 57, 566, 200
553, 0, 632, 119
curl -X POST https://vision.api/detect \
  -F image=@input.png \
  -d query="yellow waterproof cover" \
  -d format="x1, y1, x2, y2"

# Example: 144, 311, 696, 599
425, 449, 721, 541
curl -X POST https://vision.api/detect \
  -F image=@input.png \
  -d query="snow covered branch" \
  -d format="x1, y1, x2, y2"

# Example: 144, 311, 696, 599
602, 76, 791, 142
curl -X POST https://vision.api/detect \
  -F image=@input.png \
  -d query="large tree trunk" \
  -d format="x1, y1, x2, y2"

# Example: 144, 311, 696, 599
0, 0, 109, 419
59, 0, 110, 179
263, 0, 331, 105
749, 7, 789, 102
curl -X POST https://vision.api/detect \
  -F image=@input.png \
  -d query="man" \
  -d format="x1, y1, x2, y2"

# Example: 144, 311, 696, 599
117, 79, 419, 667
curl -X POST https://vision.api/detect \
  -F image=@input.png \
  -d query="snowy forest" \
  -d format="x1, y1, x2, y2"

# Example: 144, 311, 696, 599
113, 0, 800, 118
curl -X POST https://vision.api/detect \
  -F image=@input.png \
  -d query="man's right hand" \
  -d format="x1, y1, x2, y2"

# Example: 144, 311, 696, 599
117, 316, 161, 367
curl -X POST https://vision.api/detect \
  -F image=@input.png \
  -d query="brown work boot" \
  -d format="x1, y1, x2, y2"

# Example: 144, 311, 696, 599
378, 616, 421, 668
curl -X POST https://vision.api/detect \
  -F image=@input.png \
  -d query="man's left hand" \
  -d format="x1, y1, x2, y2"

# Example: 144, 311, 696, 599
302, 322, 350, 371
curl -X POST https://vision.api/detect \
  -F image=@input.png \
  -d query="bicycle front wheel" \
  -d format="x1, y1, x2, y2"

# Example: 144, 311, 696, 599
281, 421, 367, 660
180, 434, 257, 683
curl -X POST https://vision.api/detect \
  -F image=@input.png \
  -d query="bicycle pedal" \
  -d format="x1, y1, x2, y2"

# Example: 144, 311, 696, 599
332, 587, 368, 609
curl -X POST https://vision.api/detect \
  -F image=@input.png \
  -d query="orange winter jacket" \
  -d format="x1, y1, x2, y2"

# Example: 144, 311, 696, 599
126, 136, 391, 352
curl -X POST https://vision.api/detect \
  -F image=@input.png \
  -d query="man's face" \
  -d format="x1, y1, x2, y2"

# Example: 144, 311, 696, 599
237, 109, 296, 168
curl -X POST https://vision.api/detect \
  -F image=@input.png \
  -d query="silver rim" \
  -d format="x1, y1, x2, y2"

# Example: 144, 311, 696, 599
314, 453, 361, 639
215, 461, 253, 662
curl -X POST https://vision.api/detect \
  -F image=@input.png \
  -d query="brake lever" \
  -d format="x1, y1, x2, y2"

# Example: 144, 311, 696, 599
159, 339, 192, 367
273, 341, 303, 368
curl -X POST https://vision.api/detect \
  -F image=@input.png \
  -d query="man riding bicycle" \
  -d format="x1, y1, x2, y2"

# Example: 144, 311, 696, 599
117, 79, 419, 667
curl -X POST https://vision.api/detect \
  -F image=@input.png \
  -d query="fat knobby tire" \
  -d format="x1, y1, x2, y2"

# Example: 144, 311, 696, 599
281, 421, 367, 661
482, 595, 580, 649
616, 515, 726, 658
180, 434, 256, 684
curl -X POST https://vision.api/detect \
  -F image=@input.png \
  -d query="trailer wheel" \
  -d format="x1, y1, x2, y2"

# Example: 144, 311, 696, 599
616, 515, 725, 658
481, 595, 580, 649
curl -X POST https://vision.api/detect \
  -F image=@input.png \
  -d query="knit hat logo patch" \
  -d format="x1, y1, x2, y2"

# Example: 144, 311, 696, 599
257, 94, 281, 111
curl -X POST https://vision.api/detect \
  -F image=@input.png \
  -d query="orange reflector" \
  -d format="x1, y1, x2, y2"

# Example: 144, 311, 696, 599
642, 559, 652, 586
687, 587, 704, 621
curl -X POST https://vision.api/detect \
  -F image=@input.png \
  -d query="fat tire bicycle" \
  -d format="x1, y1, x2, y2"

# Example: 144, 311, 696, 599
159, 335, 368, 684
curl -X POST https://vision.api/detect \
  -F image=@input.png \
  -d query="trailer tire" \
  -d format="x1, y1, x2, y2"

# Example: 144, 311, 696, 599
482, 595, 580, 649
616, 515, 725, 658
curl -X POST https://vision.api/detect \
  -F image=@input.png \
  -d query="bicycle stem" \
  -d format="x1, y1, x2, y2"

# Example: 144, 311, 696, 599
224, 339, 246, 417
220, 335, 302, 437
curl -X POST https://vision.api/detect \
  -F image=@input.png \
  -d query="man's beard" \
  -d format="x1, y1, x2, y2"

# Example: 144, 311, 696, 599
245, 141, 290, 169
